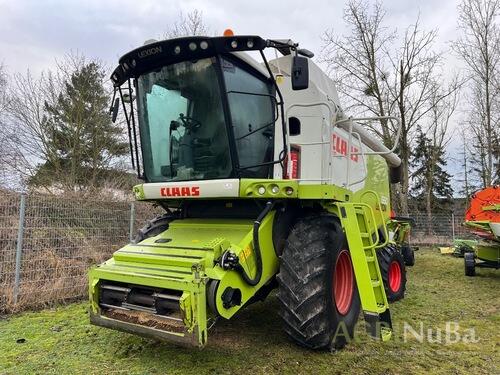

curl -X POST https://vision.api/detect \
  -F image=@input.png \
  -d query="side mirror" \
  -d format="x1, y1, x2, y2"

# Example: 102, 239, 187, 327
291, 56, 309, 90
111, 98, 120, 123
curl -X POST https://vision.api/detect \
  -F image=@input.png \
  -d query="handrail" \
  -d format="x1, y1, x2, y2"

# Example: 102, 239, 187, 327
353, 202, 380, 250
360, 190, 390, 249
284, 103, 401, 188
335, 116, 402, 156
347, 131, 367, 186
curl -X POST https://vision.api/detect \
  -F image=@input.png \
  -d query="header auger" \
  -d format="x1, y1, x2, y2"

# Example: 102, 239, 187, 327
89, 32, 413, 350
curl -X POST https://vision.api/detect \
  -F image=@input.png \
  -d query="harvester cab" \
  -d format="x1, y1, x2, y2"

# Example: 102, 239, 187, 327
89, 33, 406, 350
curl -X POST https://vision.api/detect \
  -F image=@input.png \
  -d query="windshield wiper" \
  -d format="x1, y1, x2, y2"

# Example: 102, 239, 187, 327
235, 122, 274, 141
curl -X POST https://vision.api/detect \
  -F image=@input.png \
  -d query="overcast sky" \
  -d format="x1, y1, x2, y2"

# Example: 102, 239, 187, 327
0, 0, 461, 74
0, 0, 465, 189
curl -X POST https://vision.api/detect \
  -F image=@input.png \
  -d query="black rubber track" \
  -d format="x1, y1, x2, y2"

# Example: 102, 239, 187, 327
377, 244, 406, 302
277, 215, 360, 350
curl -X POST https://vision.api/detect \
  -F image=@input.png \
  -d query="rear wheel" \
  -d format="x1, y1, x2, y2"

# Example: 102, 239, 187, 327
401, 244, 415, 266
378, 244, 406, 302
277, 216, 361, 350
464, 252, 476, 276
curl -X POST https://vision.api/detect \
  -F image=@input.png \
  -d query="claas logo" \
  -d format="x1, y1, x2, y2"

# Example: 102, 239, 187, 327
332, 134, 359, 162
160, 186, 200, 197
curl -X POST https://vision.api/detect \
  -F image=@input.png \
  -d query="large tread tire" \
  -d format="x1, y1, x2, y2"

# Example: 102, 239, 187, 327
277, 215, 361, 351
401, 244, 415, 267
464, 252, 476, 277
378, 244, 406, 302
133, 213, 173, 244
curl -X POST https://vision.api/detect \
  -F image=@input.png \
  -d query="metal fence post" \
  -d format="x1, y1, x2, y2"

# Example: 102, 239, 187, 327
129, 201, 136, 242
451, 213, 455, 242
13, 193, 26, 304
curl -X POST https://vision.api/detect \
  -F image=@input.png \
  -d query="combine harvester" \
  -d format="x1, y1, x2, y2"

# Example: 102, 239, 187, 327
89, 32, 413, 350
463, 185, 500, 276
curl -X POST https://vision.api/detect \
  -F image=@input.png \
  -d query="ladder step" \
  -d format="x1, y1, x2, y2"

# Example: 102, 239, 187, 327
366, 256, 375, 262
360, 233, 370, 238
371, 280, 381, 287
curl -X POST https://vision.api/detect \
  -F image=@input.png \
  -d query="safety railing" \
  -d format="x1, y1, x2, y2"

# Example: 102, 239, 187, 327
284, 100, 402, 188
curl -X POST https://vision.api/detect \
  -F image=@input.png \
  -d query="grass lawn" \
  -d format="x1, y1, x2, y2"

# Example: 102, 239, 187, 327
0, 249, 498, 374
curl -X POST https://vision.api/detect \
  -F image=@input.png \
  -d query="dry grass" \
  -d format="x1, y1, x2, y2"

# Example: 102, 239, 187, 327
0, 192, 161, 314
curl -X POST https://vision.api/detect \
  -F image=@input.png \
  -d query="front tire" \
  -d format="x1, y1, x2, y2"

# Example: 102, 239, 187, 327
464, 252, 476, 276
378, 244, 406, 302
277, 216, 361, 350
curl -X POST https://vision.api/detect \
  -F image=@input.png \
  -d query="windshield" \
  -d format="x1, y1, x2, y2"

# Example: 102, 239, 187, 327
137, 58, 232, 182
221, 57, 275, 177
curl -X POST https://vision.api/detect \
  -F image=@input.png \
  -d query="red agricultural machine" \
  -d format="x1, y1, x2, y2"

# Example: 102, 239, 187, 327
463, 185, 500, 276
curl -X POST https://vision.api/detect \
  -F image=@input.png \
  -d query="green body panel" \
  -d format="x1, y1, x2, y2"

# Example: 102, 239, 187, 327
463, 220, 500, 263
475, 244, 500, 263
213, 212, 278, 318
89, 216, 279, 346
361, 156, 392, 203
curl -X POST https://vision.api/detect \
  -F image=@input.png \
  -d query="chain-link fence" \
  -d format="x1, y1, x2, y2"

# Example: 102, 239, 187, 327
410, 212, 469, 246
0, 191, 466, 313
0, 192, 162, 313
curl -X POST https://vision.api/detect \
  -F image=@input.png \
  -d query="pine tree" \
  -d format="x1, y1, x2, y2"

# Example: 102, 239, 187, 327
31, 60, 128, 191
410, 127, 454, 232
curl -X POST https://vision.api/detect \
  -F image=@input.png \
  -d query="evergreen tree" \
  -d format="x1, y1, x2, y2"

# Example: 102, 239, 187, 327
410, 126, 454, 215
30, 60, 128, 191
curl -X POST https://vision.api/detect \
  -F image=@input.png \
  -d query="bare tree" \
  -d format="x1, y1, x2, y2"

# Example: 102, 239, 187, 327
164, 10, 211, 38
322, 1, 462, 214
0, 62, 14, 188
453, 0, 500, 187
423, 87, 458, 228
321, 1, 395, 145
386, 19, 464, 214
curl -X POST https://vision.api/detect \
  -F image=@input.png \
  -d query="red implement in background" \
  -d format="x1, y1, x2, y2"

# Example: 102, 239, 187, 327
465, 185, 500, 223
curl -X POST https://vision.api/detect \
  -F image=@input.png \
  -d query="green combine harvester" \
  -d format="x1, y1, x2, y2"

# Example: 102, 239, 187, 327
89, 32, 413, 350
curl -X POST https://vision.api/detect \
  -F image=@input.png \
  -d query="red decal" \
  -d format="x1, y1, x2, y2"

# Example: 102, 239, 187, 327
340, 139, 347, 156
159, 186, 201, 197
332, 134, 359, 162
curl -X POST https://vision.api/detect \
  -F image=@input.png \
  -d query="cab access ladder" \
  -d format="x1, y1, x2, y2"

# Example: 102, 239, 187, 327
335, 196, 392, 342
